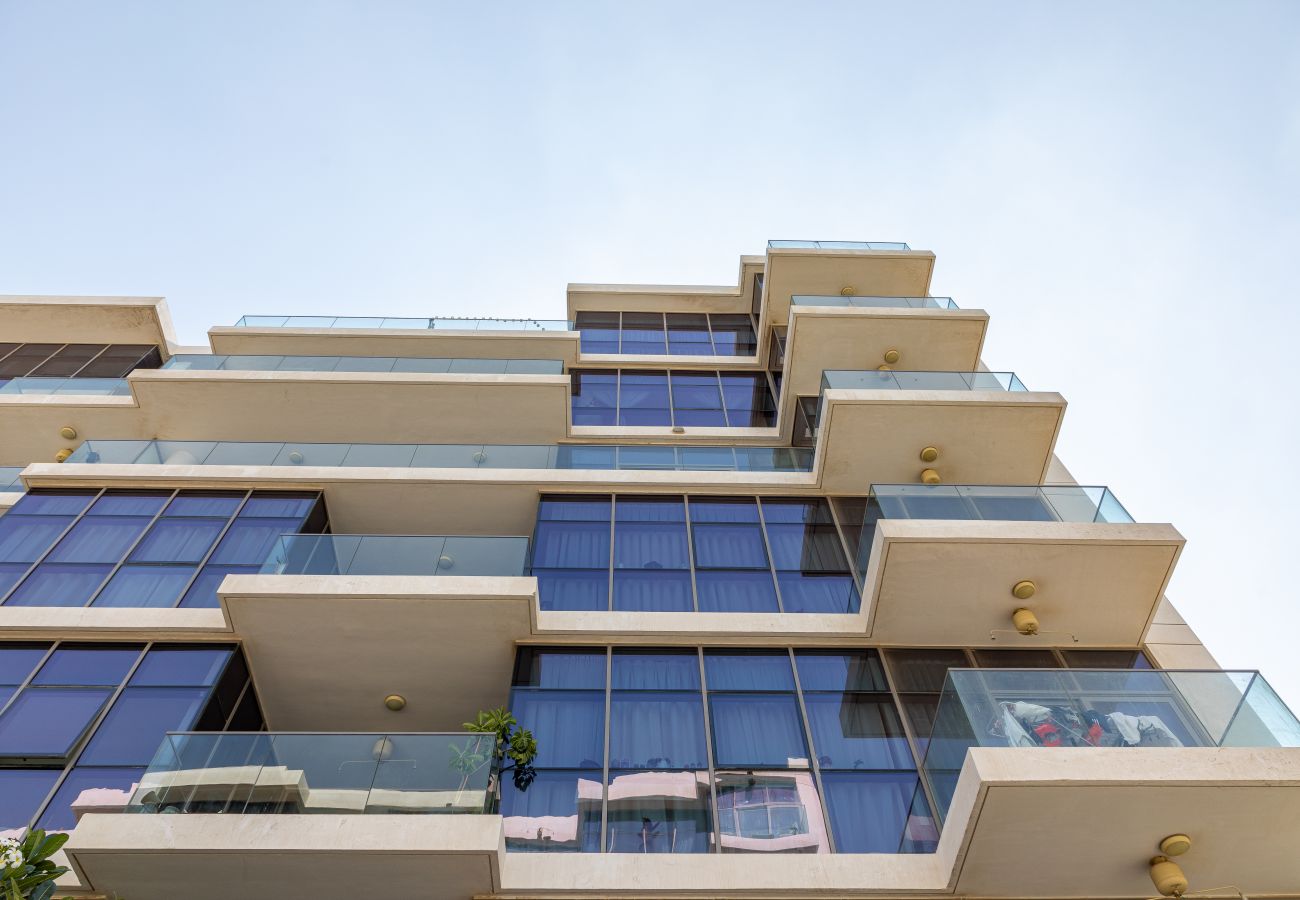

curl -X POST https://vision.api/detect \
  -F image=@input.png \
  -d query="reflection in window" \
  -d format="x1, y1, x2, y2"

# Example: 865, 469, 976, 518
570, 370, 775, 428
716, 772, 828, 853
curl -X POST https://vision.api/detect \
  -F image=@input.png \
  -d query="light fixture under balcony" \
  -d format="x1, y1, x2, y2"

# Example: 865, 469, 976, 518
1149, 855, 1189, 897
1011, 607, 1040, 635
1012, 580, 1037, 600
59, 425, 77, 440
54, 448, 73, 462
920, 468, 941, 484
883, 348, 900, 364
919, 446, 939, 462
384, 694, 406, 711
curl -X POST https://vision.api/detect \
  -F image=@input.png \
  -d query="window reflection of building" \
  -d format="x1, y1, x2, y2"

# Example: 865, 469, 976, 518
716, 772, 828, 854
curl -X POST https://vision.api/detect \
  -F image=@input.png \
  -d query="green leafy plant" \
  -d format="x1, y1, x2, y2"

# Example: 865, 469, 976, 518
462, 706, 538, 791
1, 829, 70, 900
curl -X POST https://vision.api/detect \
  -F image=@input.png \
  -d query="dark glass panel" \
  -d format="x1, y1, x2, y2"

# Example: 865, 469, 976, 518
708, 315, 758, 356
570, 371, 617, 425
512, 648, 606, 689
33, 646, 140, 685
131, 646, 232, 687
77, 344, 159, 377
609, 693, 707, 769
91, 565, 196, 608
35, 766, 146, 831
0, 688, 113, 758
669, 372, 722, 410
694, 571, 780, 612
4, 564, 113, 606
1059, 649, 1151, 669
0, 516, 74, 563
618, 406, 672, 426
794, 651, 889, 692
0, 644, 49, 684
673, 408, 728, 426
704, 651, 795, 691
612, 570, 693, 611
763, 522, 849, 573
78, 687, 209, 765
85, 492, 171, 517
46, 516, 151, 563
708, 694, 808, 768
0, 344, 60, 377
240, 493, 319, 518
510, 690, 605, 768
820, 771, 920, 853
775, 573, 860, 613
28, 344, 107, 377
227, 684, 264, 731
501, 769, 602, 852
611, 650, 700, 690
605, 770, 712, 852
178, 564, 259, 609
129, 519, 226, 563
803, 694, 914, 769
884, 650, 970, 693
666, 313, 713, 355
535, 570, 609, 611
575, 312, 621, 354
162, 493, 244, 518
0, 769, 61, 834
537, 496, 611, 522
971, 649, 1061, 669
9, 491, 96, 516
618, 371, 670, 412
209, 518, 300, 565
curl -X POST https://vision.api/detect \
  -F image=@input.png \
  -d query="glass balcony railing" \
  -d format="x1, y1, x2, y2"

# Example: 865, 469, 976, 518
0, 377, 131, 396
262, 534, 530, 577
163, 354, 563, 375
921, 669, 1300, 822
821, 370, 1028, 393
791, 295, 958, 310
127, 732, 498, 815
64, 440, 814, 472
842, 485, 1134, 580
768, 240, 911, 251
0, 467, 22, 491
233, 315, 574, 332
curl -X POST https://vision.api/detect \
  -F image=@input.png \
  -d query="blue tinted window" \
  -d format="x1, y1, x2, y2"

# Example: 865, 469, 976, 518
78, 687, 209, 765
92, 566, 196, 608
129, 519, 226, 563
691, 522, 768, 569
532, 521, 610, 569
704, 651, 795, 691
10, 491, 96, 516
0, 516, 74, 563
209, 519, 299, 565
33, 646, 140, 685
511, 690, 605, 768
46, 517, 151, 563
86, 492, 170, 516
5, 564, 113, 607
501, 769, 602, 852
803, 695, 913, 770
0, 769, 61, 833
709, 694, 809, 767
776, 573, 860, 614
0, 563, 29, 597
536, 570, 608, 611
0, 688, 113, 757
240, 494, 317, 518
179, 565, 258, 609
538, 497, 611, 521
613, 570, 692, 611
131, 647, 232, 687
795, 651, 888, 692
162, 493, 244, 518
0, 644, 48, 684
695, 571, 779, 612
613, 501, 688, 569
821, 772, 921, 853
612, 650, 700, 690
512, 648, 606, 689
609, 693, 707, 769
35, 766, 146, 831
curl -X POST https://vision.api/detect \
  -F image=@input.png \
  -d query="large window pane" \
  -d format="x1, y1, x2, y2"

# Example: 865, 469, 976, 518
705, 651, 795, 691
91, 565, 196, 608
536, 570, 609, 611
85, 492, 171, 517
611, 650, 699, 690
511, 690, 605, 768
0, 688, 113, 758
532, 521, 610, 569
691, 522, 769, 569
570, 371, 617, 426
0, 769, 61, 837
0, 516, 74, 563
78, 687, 209, 765
795, 651, 889, 692
512, 648, 606, 689
46, 517, 151, 563
33, 646, 140, 685
129, 519, 226, 564
131, 647, 232, 687
609, 693, 707, 769
776, 573, 860, 614
803, 694, 914, 769
5, 564, 113, 607
709, 694, 809, 767
606, 770, 712, 852
209, 518, 301, 565
0, 644, 49, 684
162, 493, 244, 518
613, 570, 693, 612
501, 769, 602, 852
178, 564, 259, 609
35, 766, 145, 831
715, 771, 828, 852
9, 492, 95, 517
695, 571, 780, 612
820, 771, 919, 853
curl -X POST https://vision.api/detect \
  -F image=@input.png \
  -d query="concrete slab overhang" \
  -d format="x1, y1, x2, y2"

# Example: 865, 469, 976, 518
208, 325, 581, 365
816, 388, 1067, 491
762, 248, 936, 329
65, 813, 504, 900
861, 520, 1185, 647
0, 295, 179, 353
61, 748, 1300, 899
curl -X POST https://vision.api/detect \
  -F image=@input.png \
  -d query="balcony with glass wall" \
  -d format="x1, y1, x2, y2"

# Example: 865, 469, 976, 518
761, 241, 936, 328
0, 467, 22, 493
261, 535, 529, 577
162, 354, 563, 374
0, 377, 131, 397
62, 439, 814, 473
821, 369, 1027, 393
234, 315, 573, 331
790, 295, 957, 310
768, 240, 912, 251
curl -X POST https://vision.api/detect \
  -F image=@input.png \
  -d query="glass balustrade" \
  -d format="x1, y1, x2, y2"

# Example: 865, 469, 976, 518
63, 440, 814, 472
790, 295, 958, 310
821, 370, 1027, 392
127, 732, 499, 815
0, 377, 131, 396
0, 466, 22, 491
768, 240, 911, 251
262, 534, 530, 577
921, 669, 1300, 821
163, 354, 563, 374
234, 315, 574, 331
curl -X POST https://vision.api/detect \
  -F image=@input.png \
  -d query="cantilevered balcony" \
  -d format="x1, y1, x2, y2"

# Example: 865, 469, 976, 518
915, 668, 1300, 897
66, 731, 502, 900
844, 484, 1181, 647
790, 294, 957, 310
761, 241, 936, 328
262, 534, 530, 576
0, 376, 132, 396
234, 315, 573, 331
162, 353, 563, 374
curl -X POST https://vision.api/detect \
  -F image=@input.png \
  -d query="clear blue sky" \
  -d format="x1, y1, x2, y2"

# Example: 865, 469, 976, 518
2, 2, 1299, 701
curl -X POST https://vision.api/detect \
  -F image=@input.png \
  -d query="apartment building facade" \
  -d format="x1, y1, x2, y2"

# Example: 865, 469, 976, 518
0, 242, 1296, 899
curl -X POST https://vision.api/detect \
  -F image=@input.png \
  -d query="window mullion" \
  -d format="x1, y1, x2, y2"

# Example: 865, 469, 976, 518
787, 648, 836, 853
600, 647, 612, 852
753, 498, 786, 613
697, 647, 722, 854
67, 344, 114, 378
